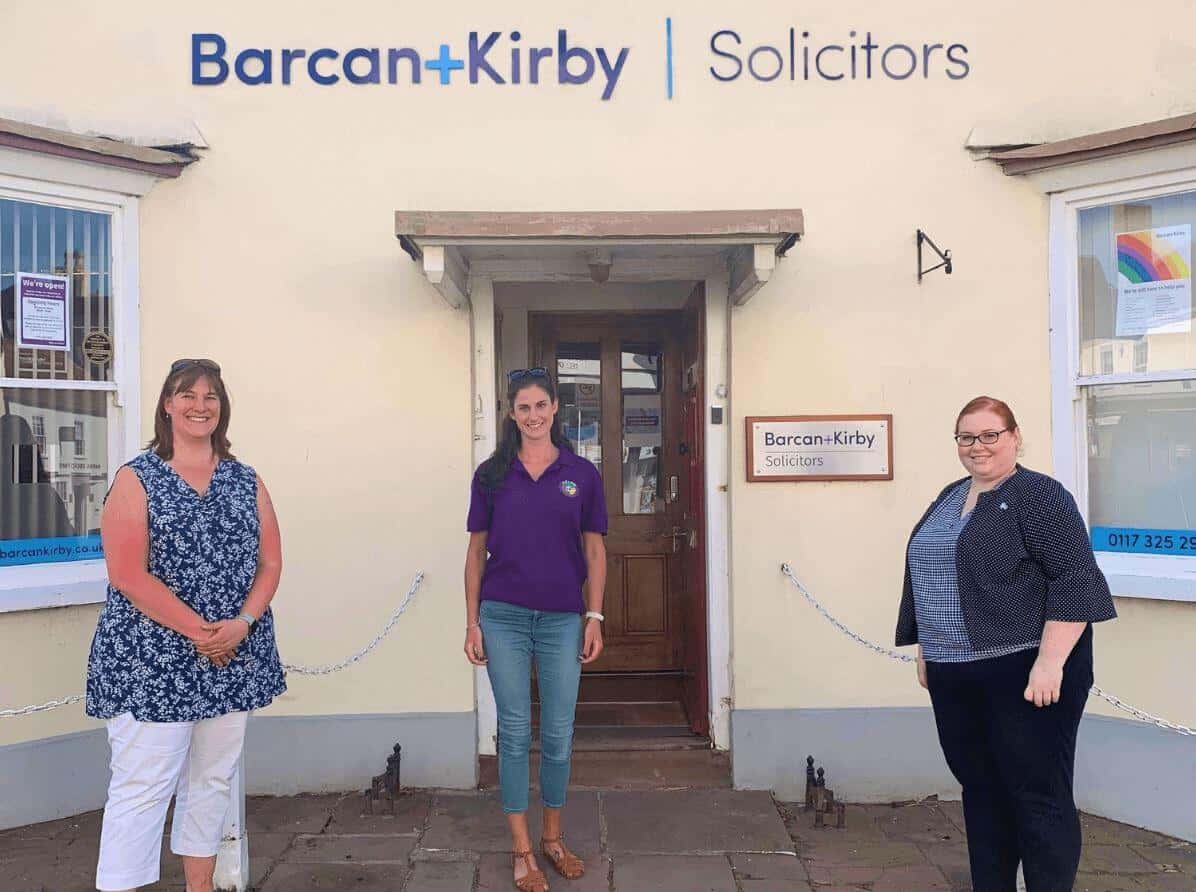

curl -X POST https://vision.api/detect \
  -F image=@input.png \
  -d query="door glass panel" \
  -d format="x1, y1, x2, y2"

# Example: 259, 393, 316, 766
556, 343, 602, 466
622, 344, 662, 514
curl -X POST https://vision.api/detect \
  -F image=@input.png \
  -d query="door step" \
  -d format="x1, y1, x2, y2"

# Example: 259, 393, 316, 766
478, 746, 730, 791
558, 700, 688, 728
535, 670, 684, 704
539, 725, 707, 752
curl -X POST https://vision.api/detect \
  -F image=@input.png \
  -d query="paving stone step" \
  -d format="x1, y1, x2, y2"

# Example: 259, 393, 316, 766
479, 747, 732, 791
532, 725, 709, 752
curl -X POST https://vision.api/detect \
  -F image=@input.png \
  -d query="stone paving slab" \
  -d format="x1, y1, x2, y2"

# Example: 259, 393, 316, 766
603, 790, 794, 854
246, 793, 342, 834
405, 859, 477, 891
288, 833, 415, 864
3, 789, 1193, 891
613, 853, 738, 890
919, 841, 972, 890
258, 861, 406, 890
325, 792, 431, 836
729, 852, 813, 890
861, 802, 964, 845
421, 790, 600, 854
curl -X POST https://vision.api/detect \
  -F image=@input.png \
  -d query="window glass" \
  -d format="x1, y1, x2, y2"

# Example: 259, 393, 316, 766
1, 198, 113, 382
1086, 380, 1196, 555
1078, 192, 1196, 376
556, 343, 601, 466
1, 388, 107, 566
621, 345, 662, 514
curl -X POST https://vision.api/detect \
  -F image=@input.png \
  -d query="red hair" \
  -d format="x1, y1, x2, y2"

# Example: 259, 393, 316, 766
955, 396, 1018, 434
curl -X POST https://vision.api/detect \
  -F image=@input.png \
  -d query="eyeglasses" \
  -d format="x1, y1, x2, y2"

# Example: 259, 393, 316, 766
170, 358, 221, 376
954, 429, 1009, 447
507, 367, 549, 383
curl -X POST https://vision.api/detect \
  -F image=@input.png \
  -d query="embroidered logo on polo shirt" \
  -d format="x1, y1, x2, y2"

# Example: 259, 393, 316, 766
560, 480, 579, 498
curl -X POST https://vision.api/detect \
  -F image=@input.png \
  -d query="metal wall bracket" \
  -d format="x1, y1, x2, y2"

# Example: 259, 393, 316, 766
917, 229, 952, 282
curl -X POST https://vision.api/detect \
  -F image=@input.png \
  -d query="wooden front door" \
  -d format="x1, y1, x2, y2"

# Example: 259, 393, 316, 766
531, 313, 687, 673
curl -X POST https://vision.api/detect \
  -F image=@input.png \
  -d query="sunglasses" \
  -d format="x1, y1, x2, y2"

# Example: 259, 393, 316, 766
170, 358, 221, 376
507, 367, 549, 383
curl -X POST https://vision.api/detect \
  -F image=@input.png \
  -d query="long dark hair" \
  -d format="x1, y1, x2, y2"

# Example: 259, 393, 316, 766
478, 373, 571, 491
147, 363, 236, 461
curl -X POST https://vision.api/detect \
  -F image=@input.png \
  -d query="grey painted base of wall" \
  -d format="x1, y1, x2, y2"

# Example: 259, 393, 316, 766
0, 711, 476, 831
731, 706, 1195, 842
243, 712, 476, 795
0, 727, 110, 830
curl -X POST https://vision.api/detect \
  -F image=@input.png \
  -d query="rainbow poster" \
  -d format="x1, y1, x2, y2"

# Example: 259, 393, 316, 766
1115, 225, 1191, 336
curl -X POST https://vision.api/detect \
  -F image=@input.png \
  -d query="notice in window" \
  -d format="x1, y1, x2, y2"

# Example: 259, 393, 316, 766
1114, 225, 1192, 337
623, 394, 662, 448
16, 272, 71, 351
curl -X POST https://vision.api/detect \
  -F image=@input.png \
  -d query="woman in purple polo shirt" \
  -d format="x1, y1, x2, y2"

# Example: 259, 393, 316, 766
464, 367, 608, 892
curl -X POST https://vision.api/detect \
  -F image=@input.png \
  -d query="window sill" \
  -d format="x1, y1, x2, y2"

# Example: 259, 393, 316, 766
1097, 552, 1196, 603
0, 560, 108, 613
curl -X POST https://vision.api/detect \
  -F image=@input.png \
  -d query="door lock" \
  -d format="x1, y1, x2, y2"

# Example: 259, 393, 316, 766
667, 475, 679, 503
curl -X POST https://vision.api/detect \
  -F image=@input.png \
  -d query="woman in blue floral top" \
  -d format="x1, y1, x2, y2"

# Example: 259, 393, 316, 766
85, 359, 286, 892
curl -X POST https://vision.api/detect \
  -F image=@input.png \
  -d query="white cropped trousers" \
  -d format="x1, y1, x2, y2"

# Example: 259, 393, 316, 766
95, 710, 248, 891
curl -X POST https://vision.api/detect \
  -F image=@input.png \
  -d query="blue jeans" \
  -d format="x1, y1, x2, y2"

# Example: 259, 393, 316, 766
480, 600, 582, 814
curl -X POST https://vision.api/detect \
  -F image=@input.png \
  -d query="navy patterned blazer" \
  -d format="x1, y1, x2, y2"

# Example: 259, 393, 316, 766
896, 466, 1117, 651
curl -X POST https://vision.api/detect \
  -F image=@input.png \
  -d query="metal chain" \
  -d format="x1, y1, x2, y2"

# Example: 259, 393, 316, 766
283, 572, 424, 676
0, 694, 86, 718
0, 572, 425, 718
780, 563, 1195, 737
780, 563, 915, 663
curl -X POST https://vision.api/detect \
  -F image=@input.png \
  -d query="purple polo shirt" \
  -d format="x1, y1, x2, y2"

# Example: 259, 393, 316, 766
467, 448, 607, 613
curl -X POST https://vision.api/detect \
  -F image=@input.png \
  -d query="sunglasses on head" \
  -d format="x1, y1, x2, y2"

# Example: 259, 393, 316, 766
170, 358, 221, 376
507, 367, 549, 383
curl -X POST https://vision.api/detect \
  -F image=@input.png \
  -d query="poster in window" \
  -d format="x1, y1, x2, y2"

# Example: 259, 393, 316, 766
1114, 225, 1192, 337
16, 272, 71, 351
623, 394, 662, 448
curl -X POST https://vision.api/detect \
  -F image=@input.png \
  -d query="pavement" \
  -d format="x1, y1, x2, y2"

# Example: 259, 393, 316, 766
1, 789, 1193, 891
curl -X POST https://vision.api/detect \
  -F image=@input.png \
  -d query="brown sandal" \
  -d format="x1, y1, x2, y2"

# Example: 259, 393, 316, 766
540, 835, 585, 879
512, 849, 549, 892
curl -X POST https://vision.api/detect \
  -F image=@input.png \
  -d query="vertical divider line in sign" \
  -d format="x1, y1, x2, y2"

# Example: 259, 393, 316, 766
666, 17, 674, 99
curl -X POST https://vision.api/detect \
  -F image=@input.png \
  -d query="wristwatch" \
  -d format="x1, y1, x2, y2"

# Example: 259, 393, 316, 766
584, 611, 605, 623
236, 611, 257, 628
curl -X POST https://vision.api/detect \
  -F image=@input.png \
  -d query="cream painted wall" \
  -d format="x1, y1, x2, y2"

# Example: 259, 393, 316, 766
2, 0, 1195, 750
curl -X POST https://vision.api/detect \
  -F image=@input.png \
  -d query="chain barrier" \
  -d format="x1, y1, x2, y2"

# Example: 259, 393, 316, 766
0, 572, 425, 719
780, 563, 1195, 737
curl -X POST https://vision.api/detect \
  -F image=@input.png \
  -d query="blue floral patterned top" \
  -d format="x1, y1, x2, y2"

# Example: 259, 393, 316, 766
85, 451, 286, 722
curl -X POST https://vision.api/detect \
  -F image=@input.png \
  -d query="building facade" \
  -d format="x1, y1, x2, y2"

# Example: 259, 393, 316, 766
2, 0, 1194, 842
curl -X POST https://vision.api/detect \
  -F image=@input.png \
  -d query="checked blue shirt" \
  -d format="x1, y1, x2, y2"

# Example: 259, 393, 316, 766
909, 479, 1039, 663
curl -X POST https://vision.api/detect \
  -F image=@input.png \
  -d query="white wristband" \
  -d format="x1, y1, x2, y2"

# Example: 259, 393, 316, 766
585, 611, 605, 622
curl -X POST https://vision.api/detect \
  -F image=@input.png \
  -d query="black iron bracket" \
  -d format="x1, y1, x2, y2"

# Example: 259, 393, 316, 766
917, 229, 952, 282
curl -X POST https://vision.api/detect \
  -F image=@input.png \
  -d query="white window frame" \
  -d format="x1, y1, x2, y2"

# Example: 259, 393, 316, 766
0, 151, 148, 613
1049, 164, 1196, 602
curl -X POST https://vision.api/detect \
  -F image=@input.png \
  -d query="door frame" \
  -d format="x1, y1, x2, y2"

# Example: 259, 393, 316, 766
469, 271, 734, 752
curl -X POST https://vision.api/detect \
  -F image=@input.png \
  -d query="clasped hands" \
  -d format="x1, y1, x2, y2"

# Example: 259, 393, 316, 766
191, 619, 250, 668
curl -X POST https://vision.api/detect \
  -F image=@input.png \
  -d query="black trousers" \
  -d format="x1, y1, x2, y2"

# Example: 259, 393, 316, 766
925, 626, 1093, 892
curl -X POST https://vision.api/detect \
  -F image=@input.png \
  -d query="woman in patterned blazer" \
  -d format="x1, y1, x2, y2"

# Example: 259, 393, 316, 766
895, 395, 1116, 892
85, 359, 286, 892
